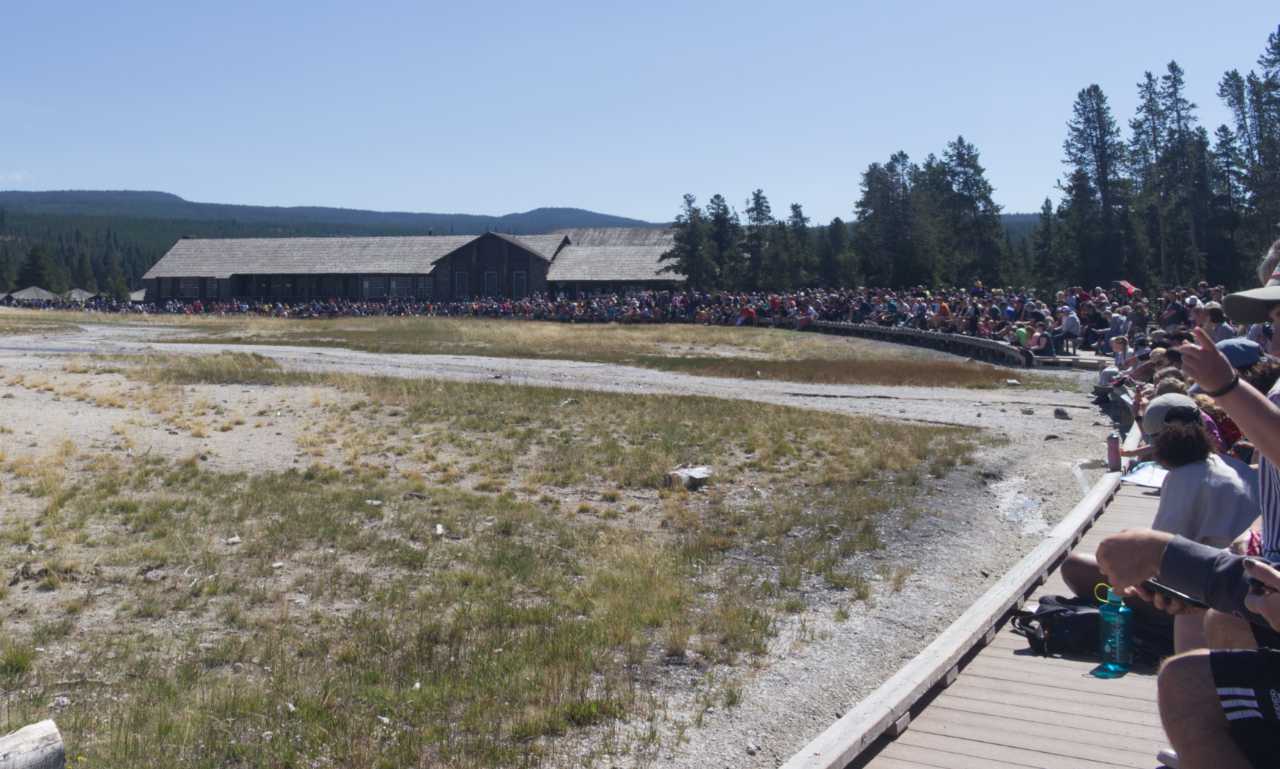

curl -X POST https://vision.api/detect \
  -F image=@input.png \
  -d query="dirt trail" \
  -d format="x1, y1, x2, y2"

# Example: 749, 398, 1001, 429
0, 322, 1111, 768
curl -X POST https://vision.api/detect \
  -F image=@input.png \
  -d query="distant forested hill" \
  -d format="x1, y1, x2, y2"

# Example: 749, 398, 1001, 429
0, 190, 659, 233
0, 190, 662, 294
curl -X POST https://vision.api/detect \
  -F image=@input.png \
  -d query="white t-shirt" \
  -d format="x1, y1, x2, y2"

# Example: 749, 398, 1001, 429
1153, 453, 1259, 548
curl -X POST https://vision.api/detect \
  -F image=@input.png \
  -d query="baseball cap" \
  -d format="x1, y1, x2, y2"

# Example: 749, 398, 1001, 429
1216, 337, 1264, 370
1142, 393, 1201, 437
1186, 296, 1200, 307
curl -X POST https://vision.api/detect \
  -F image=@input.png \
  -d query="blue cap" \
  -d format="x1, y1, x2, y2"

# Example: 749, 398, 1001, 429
1216, 337, 1263, 370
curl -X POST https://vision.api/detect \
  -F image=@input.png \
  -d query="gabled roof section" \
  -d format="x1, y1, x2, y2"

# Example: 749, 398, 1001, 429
8, 286, 60, 301
546, 227, 680, 283
495, 233, 568, 261
143, 235, 479, 280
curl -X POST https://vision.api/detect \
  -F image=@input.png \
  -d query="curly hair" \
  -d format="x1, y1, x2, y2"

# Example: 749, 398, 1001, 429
1243, 357, 1280, 395
1153, 419, 1211, 469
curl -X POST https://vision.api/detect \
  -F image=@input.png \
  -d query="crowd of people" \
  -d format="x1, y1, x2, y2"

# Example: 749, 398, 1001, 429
1059, 238, 1280, 769
1, 280, 1267, 364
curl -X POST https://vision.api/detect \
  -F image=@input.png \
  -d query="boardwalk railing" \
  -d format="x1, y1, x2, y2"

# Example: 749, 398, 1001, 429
781, 427, 1143, 769
809, 322, 1032, 368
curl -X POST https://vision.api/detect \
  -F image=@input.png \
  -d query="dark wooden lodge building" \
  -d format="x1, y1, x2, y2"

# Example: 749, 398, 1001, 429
142, 228, 679, 302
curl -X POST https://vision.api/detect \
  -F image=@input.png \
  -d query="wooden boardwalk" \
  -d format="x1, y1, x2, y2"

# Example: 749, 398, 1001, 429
856, 482, 1164, 769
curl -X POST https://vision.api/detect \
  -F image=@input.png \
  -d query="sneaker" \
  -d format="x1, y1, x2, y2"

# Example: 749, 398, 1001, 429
1157, 748, 1180, 768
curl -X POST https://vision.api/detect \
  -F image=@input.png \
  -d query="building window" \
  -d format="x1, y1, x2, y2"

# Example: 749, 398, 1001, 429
179, 277, 200, 299
454, 272, 468, 299
389, 277, 411, 298
483, 270, 499, 297
418, 276, 433, 299
362, 277, 388, 299
512, 271, 527, 299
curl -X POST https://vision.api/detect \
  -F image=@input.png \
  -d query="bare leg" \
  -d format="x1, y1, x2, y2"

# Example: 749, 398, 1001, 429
1204, 609, 1259, 650
1060, 553, 1102, 599
1173, 611, 1207, 653
1158, 651, 1253, 769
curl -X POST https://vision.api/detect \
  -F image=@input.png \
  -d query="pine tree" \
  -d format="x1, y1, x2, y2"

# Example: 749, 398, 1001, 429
942, 136, 1004, 285
659, 194, 713, 289
703, 194, 744, 288
72, 252, 98, 292
744, 190, 773, 290
820, 217, 851, 286
785, 203, 812, 288
1063, 84, 1127, 285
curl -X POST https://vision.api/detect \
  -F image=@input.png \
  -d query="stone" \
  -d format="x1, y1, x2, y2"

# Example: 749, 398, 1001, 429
402, 491, 427, 500
271, 561, 285, 570
1044, 434, 1061, 441
665, 466, 713, 491
1005, 379, 1021, 386
51, 695, 71, 709
1020, 408, 1034, 416
225, 535, 242, 546
1053, 407, 1072, 420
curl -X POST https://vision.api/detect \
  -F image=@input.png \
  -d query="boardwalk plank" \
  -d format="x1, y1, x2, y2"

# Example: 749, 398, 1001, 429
854, 467, 1164, 769
894, 730, 1139, 769
931, 694, 1166, 739
909, 707, 1160, 764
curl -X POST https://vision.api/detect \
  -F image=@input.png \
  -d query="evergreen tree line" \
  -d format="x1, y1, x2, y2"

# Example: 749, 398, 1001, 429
663, 25, 1280, 294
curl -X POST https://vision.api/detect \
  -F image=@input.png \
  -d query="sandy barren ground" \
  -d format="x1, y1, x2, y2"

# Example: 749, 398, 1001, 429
0, 321, 1111, 767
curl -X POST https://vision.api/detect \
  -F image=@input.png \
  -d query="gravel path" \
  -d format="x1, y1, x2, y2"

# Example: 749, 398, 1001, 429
0, 323, 1114, 768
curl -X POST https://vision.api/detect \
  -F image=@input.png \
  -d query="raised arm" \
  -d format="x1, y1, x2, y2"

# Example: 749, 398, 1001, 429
1180, 326, 1280, 467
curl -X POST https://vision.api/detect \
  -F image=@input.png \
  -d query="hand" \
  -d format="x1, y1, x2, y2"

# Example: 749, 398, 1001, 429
1124, 584, 1204, 616
1178, 327, 1235, 393
1096, 529, 1174, 591
1229, 526, 1256, 556
1244, 559, 1280, 632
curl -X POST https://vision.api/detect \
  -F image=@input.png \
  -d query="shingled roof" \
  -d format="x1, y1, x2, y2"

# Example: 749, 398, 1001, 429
547, 228, 680, 283
144, 236, 476, 279
142, 228, 681, 284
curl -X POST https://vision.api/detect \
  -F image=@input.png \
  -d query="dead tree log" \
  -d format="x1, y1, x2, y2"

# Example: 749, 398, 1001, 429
0, 720, 64, 769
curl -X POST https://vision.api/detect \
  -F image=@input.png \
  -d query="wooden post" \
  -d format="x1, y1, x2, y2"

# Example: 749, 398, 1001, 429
0, 720, 65, 769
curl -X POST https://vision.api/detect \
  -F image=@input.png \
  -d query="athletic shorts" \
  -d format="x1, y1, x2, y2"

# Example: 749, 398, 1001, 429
1210, 648, 1280, 767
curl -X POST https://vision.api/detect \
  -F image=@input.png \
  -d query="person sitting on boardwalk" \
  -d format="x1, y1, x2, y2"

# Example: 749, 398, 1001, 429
1095, 306, 1280, 769
1062, 392, 1258, 651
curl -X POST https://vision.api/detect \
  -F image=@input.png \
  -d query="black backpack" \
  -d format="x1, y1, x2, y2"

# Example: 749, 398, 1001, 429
1011, 595, 1173, 665
1012, 595, 1100, 657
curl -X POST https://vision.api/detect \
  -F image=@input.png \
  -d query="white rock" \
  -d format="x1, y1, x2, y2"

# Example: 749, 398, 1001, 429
225, 535, 242, 545
377, 715, 391, 725
665, 465, 713, 490
365, 499, 383, 507
271, 561, 285, 570
435, 524, 445, 537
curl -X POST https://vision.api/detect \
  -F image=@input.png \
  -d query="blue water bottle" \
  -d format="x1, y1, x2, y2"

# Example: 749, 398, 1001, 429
1094, 585, 1132, 678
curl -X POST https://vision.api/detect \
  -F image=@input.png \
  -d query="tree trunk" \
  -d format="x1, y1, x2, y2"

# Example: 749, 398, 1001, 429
0, 721, 65, 769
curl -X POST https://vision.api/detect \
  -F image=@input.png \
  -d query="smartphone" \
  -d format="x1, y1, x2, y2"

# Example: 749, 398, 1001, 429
1142, 580, 1209, 609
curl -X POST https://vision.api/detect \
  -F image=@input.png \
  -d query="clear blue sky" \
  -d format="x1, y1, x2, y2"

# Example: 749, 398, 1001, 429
2, 1, 1276, 222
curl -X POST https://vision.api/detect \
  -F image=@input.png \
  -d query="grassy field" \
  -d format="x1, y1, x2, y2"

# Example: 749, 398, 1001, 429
184, 317, 1041, 388
0, 352, 979, 768
0, 310, 1044, 389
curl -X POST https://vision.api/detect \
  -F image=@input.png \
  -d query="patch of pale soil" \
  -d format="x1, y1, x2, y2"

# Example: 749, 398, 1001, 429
0, 323, 1113, 767
0, 356, 355, 475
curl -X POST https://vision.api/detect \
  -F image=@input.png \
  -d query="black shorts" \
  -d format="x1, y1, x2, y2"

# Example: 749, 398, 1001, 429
1211, 648, 1280, 767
